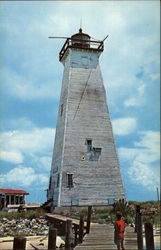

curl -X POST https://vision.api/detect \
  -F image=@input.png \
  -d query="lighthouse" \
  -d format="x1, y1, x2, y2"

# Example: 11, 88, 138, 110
47, 29, 125, 207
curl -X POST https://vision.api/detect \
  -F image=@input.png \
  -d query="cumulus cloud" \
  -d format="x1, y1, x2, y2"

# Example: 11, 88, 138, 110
1, 68, 60, 101
0, 166, 48, 187
118, 131, 160, 191
0, 1, 159, 201
0, 125, 55, 166
124, 98, 139, 107
0, 150, 23, 164
1, 1, 159, 105
0, 122, 54, 189
0, 127, 55, 155
128, 161, 159, 190
135, 131, 160, 150
33, 156, 52, 170
9, 117, 35, 130
124, 83, 146, 107
112, 117, 137, 136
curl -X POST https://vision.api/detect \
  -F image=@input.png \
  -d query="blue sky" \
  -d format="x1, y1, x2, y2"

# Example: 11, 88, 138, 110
0, 1, 160, 204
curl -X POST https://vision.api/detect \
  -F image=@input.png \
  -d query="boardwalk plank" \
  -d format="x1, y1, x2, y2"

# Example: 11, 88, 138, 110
74, 224, 138, 250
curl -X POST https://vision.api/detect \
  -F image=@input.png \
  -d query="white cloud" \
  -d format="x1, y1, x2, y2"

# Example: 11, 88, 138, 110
112, 117, 137, 136
124, 83, 146, 107
1, 68, 60, 101
0, 150, 23, 164
124, 98, 139, 107
138, 84, 145, 95
135, 131, 160, 151
0, 1, 160, 201
128, 160, 159, 190
1, 1, 159, 104
9, 117, 35, 130
0, 126, 55, 165
119, 148, 138, 161
33, 156, 52, 170
0, 127, 55, 154
119, 131, 160, 191
0, 166, 48, 187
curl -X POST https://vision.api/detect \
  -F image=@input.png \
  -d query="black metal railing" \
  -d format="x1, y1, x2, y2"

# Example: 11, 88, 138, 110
59, 38, 104, 61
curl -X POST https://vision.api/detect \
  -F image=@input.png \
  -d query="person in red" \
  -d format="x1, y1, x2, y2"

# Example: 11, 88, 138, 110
114, 211, 126, 250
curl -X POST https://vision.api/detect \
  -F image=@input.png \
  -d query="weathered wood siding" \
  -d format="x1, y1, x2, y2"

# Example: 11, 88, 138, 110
48, 48, 125, 207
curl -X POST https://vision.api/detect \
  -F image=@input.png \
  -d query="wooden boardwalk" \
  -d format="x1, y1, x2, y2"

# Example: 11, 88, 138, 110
74, 224, 137, 250
46, 213, 82, 227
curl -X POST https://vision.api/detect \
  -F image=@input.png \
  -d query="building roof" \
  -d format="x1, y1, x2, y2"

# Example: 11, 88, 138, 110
0, 188, 29, 195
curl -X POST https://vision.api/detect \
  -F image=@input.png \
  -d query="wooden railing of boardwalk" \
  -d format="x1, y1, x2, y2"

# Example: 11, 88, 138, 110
9, 207, 158, 250
74, 223, 138, 250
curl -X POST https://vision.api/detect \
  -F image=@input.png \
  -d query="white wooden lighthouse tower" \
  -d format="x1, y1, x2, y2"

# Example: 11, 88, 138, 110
47, 29, 125, 207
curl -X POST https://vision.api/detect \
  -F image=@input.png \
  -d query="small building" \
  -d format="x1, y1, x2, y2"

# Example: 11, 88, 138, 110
0, 188, 29, 210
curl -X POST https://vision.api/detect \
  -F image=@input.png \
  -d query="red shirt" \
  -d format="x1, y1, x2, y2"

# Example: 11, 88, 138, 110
115, 219, 125, 239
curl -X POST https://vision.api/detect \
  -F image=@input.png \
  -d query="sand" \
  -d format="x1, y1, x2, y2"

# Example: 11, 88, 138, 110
0, 235, 65, 250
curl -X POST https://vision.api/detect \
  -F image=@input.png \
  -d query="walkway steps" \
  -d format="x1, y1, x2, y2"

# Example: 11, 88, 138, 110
74, 224, 137, 250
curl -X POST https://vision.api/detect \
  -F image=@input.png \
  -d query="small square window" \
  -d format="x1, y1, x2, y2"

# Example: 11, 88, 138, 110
86, 139, 92, 151
67, 174, 73, 188
90, 147, 102, 161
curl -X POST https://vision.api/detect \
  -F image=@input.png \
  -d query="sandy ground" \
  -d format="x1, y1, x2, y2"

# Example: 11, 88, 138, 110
0, 235, 160, 250
0, 235, 65, 250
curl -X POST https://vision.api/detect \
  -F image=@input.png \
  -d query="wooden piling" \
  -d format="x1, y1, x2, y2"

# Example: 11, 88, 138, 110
79, 215, 84, 243
86, 206, 92, 234
13, 237, 26, 250
74, 225, 78, 246
137, 212, 143, 250
48, 226, 57, 250
145, 222, 155, 250
65, 219, 72, 250
135, 205, 140, 232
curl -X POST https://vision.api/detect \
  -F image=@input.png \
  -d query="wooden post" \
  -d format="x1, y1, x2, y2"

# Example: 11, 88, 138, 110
48, 226, 57, 250
74, 225, 78, 246
13, 237, 26, 250
137, 212, 143, 250
135, 205, 140, 232
86, 206, 92, 234
65, 219, 72, 250
145, 222, 155, 250
79, 215, 84, 243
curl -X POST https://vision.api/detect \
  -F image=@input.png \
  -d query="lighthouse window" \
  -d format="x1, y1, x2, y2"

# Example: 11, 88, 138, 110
60, 104, 63, 116
86, 139, 92, 151
90, 147, 102, 161
67, 174, 73, 188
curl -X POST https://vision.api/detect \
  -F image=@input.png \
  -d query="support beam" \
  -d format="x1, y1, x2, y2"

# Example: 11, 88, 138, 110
9, 195, 11, 205
79, 215, 84, 244
65, 219, 72, 250
74, 225, 78, 246
48, 226, 57, 250
86, 206, 92, 234
137, 212, 143, 250
145, 222, 155, 250
13, 237, 26, 250
135, 205, 140, 232
14, 195, 16, 205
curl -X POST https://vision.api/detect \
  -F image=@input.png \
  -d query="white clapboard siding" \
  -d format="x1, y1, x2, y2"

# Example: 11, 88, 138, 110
47, 47, 125, 207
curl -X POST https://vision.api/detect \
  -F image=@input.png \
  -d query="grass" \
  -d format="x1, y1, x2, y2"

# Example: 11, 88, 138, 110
0, 208, 46, 220
66, 200, 160, 226
0, 201, 160, 227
